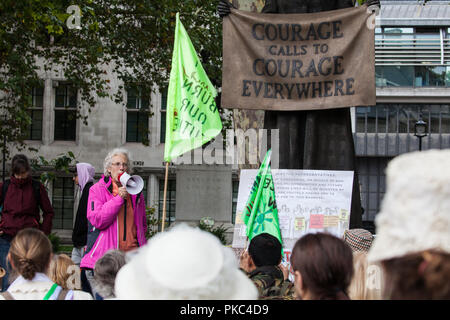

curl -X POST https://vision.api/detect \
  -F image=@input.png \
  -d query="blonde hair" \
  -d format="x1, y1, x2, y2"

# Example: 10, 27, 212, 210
48, 254, 81, 290
8, 228, 52, 280
348, 252, 384, 300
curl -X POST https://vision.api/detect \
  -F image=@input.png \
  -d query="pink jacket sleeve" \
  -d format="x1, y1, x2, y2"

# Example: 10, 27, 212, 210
87, 185, 124, 230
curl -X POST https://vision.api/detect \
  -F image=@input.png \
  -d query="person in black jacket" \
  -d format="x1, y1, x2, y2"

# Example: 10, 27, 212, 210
71, 163, 95, 265
71, 162, 96, 295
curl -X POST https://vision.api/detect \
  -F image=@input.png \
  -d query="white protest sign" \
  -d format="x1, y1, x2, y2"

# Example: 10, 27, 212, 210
232, 169, 354, 263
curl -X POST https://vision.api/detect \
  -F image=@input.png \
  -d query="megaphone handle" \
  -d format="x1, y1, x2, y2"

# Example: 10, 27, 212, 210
123, 200, 127, 242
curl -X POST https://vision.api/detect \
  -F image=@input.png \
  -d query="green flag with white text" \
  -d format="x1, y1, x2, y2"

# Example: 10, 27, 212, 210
242, 150, 282, 245
164, 13, 222, 162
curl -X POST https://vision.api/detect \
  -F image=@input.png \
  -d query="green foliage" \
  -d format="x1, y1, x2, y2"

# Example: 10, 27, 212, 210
57, 245, 74, 255
0, 0, 224, 155
48, 232, 61, 253
30, 151, 77, 189
198, 219, 230, 246
145, 204, 160, 240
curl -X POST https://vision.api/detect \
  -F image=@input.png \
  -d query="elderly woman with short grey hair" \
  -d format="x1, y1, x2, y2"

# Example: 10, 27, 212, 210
80, 148, 147, 299
102, 148, 134, 177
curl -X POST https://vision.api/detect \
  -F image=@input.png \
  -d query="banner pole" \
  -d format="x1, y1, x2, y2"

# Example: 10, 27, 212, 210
161, 162, 169, 232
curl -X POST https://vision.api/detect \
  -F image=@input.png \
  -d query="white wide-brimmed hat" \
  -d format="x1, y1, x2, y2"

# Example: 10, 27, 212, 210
114, 224, 258, 300
368, 149, 450, 262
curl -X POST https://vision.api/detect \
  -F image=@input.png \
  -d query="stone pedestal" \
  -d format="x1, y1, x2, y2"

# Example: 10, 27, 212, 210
175, 165, 232, 224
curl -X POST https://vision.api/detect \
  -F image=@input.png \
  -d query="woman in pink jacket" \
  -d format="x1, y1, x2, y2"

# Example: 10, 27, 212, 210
80, 148, 147, 299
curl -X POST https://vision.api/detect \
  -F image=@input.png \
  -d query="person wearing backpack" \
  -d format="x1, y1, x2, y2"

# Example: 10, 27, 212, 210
0, 154, 54, 292
0, 228, 92, 300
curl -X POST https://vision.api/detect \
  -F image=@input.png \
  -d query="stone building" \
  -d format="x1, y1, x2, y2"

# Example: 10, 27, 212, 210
355, 0, 450, 232
2, 0, 450, 242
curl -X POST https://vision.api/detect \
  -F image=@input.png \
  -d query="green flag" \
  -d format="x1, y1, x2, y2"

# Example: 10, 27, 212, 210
164, 13, 222, 162
242, 150, 282, 245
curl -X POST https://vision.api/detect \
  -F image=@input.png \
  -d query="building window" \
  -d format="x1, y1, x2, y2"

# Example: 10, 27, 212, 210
376, 65, 449, 87
54, 84, 77, 141
356, 104, 450, 134
52, 177, 75, 229
140, 176, 148, 206
158, 179, 176, 228
26, 87, 44, 140
160, 87, 168, 143
357, 157, 391, 233
126, 86, 150, 143
414, 66, 448, 87
232, 180, 239, 223
375, 66, 415, 87
375, 26, 450, 87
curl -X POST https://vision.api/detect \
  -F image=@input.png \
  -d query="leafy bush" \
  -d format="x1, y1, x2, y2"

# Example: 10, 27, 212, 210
145, 205, 160, 240
30, 151, 77, 190
198, 218, 230, 246
48, 232, 61, 253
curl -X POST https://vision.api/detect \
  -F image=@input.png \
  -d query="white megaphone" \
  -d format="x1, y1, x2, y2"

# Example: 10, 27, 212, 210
118, 172, 144, 195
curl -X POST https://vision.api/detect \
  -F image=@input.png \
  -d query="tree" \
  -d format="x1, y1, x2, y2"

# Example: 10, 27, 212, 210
30, 150, 77, 190
1, 0, 373, 158
0, 0, 224, 155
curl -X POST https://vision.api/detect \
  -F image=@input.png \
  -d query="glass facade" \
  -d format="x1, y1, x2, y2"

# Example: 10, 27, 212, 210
375, 26, 450, 87
376, 66, 450, 87
356, 104, 450, 134
126, 86, 150, 143
357, 157, 391, 233
415, 66, 448, 87
52, 177, 75, 229
158, 179, 176, 229
54, 84, 77, 141
231, 180, 239, 224
26, 87, 44, 140
160, 87, 168, 143
141, 176, 148, 206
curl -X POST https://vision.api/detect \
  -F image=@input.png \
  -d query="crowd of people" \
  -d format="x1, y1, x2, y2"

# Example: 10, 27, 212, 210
0, 148, 449, 300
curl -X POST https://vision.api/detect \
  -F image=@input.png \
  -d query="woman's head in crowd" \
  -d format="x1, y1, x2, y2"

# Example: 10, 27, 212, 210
368, 149, 450, 299
291, 232, 354, 300
11, 154, 31, 179
103, 148, 132, 183
380, 250, 450, 300
93, 250, 126, 299
348, 251, 384, 300
48, 254, 81, 290
8, 228, 52, 280
74, 162, 96, 191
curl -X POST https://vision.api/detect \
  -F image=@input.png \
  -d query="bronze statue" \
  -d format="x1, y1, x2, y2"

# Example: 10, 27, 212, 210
219, 0, 380, 228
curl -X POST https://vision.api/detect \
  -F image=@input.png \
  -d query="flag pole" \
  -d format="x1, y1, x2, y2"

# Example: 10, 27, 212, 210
161, 161, 169, 232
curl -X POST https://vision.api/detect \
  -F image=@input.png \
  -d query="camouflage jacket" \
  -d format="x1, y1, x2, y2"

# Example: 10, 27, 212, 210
247, 265, 295, 300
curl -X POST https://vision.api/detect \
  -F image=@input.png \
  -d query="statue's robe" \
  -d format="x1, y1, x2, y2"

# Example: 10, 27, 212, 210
262, 0, 363, 228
